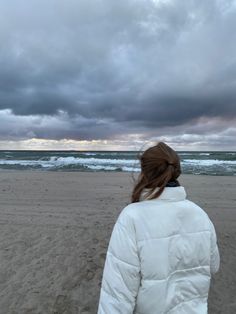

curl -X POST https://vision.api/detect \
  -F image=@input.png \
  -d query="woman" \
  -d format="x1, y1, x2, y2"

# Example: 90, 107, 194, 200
97, 142, 220, 314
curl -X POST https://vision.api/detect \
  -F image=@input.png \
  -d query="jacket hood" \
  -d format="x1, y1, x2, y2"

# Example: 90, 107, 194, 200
140, 185, 187, 202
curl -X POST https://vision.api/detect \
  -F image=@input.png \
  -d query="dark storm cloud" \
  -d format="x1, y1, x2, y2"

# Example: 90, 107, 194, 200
0, 0, 236, 142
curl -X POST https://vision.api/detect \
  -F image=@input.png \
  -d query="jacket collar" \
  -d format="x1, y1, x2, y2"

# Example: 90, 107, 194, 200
140, 186, 186, 202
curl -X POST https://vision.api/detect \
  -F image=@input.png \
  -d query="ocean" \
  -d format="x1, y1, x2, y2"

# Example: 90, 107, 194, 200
0, 150, 235, 175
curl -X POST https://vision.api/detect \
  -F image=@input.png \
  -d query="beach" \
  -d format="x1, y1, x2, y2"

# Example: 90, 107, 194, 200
0, 171, 235, 314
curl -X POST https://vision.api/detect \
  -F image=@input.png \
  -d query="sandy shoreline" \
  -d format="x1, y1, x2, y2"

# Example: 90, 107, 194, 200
0, 171, 235, 313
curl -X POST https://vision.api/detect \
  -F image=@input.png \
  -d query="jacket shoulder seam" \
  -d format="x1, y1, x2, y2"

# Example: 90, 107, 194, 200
166, 295, 208, 313
137, 229, 211, 243
142, 265, 211, 282
107, 250, 140, 268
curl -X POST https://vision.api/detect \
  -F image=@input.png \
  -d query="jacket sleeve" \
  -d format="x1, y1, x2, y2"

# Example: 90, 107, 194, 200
97, 207, 141, 314
209, 219, 220, 274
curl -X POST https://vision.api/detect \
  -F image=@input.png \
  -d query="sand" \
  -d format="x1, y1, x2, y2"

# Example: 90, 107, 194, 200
0, 171, 235, 314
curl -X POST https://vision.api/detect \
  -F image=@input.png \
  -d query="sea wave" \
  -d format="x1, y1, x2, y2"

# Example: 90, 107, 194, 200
0, 156, 139, 171
49, 156, 138, 166
182, 159, 236, 165
0, 152, 235, 175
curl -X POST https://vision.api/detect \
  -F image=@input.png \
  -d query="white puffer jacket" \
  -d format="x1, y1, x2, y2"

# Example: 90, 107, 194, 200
97, 186, 220, 314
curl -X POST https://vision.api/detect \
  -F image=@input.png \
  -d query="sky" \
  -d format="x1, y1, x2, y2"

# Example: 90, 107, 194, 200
0, 0, 236, 151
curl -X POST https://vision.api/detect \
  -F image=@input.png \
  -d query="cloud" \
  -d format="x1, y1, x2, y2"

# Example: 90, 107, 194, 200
0, 0, 236, 148
0, 109, 132, 141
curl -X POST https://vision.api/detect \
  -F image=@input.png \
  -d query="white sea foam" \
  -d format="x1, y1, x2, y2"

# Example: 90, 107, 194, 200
86, 164, 140, 172
122, 166, 140, 172
182, 159, 236, 165
0, 159, 55, 168
199, 153, 210, 156
179, 152, 211, 156
49, 156, 138, 166
86, 165, 118, 171
83, 152, 97, 156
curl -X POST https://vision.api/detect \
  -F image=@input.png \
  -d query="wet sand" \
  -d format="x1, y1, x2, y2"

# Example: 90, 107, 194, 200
0, 171, 235, 313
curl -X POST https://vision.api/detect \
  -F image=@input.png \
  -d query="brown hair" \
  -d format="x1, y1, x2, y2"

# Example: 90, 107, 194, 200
131, 142, 181, 203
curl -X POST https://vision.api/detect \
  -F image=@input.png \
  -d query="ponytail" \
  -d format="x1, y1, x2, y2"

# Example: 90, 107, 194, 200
131, 142, 181, 203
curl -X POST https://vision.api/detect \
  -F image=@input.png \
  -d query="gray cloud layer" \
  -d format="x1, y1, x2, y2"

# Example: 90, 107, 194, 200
0, 0, 236, 145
